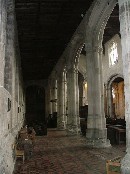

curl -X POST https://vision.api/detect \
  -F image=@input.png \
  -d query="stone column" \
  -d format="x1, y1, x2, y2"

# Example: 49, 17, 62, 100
63, 69, 67, 128
49, 87, 53, 115
66, 64, 79, 135
83, 80, 88, 106
57, 71, 66, 129
86, 45, 111, 147
51, 78, 57, 113
119, 0, 130, 173
64, 69, 68, 125
75, 63, 80, 131
79, 79, 84, 107
45, 85, 50, 119
107, 86, 113, 117
47, 79, 52, 116
54, 79, 57, 112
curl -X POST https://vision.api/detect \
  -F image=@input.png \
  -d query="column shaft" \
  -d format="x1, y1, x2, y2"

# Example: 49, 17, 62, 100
107, 86, 113, 117
57, 71, 66, 129
86, 45, 110, 147
50, 78, 57, 113
66, 65, 79, 135
119, 0, 130, 173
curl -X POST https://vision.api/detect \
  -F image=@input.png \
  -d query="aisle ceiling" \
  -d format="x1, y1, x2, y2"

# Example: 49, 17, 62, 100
15, 1, 120, 80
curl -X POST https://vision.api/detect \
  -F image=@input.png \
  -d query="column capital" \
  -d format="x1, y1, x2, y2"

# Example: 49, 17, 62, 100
85, 44, 92, 54
7, 0, 15, 14
63, 66, 67, 74
93, 45, 103, 54
67, 64, 78, 74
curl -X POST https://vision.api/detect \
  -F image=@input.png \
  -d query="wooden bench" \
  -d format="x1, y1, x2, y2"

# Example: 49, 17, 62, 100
108, 125, 126, 144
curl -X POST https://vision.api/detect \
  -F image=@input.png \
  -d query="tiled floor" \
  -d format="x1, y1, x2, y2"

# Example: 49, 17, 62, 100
13, 129, 126, 174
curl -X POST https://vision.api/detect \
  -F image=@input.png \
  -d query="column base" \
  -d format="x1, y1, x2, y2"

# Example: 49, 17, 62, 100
57, 121, 66, 130
66, 124, 80, 136
57, 125, 65, 130
86, 128, 111, 148
121, 153, 130, 174
86, 138, 111, 148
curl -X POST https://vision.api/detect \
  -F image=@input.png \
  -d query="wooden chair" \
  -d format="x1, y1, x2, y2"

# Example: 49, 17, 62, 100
13, 143, 25, 163
106, 156, 121, 174
28, 127, 36, 146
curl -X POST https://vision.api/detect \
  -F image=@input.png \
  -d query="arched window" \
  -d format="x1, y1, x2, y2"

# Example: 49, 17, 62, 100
109, 41, 118, 66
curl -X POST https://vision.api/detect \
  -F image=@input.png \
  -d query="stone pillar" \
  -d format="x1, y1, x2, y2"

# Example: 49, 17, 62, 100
49, 87, 53, 115
51, 78, 57, 113
75, 63, 80, 131
45, 84, 51, 119
86, 45, 111, 147
54, 79, 57, 112
47, 79, 52, 116
63, 69, 67, 129
119, 0, 130, 173
64, 69, 68, 124
107, 86, 113, 117
79, 79, 84, 107
66, 64, 79, 135
83, 80, 88, 106
57, 71, 66, 129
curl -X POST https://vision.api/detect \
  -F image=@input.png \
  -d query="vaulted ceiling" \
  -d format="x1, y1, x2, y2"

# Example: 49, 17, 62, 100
15, 1, 120, 81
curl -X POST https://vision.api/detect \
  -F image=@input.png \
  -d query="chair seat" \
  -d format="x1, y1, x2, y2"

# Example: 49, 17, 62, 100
16, 149, 24, 156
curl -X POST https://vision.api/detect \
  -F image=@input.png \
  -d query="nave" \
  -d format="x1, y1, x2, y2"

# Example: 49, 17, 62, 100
13, 129, 126, 174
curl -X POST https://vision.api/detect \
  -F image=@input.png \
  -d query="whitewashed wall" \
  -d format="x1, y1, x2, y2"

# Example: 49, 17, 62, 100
102, 34, 123, 83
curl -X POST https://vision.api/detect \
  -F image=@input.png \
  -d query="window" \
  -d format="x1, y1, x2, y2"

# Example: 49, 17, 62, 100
112, 87, 115, 99
109, 41, 118, 66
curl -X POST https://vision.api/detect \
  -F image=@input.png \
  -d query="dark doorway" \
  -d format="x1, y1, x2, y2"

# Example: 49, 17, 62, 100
25, 85, 47, 135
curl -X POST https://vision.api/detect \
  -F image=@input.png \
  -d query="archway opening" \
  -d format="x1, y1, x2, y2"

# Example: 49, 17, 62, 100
111, 77, 125, 120
107, 76, 125, 145
25, 85, 47, 135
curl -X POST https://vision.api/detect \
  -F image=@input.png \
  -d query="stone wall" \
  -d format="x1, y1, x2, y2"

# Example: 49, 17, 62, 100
102, 34, 123, 83
0, 0, 25, 173
102, 34, 124, 118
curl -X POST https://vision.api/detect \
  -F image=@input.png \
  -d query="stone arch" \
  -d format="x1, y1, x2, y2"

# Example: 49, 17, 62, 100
77, 43, 87, 76
75, 43, 85, 65
66, 34, 85, 70
106, 73, 124, 118
107, 74, 124, 88
65, 2, 94, 70
86, 0, 117, 49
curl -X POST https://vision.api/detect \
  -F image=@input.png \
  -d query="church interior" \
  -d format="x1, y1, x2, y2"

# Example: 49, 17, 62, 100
0, 0, 130, 173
